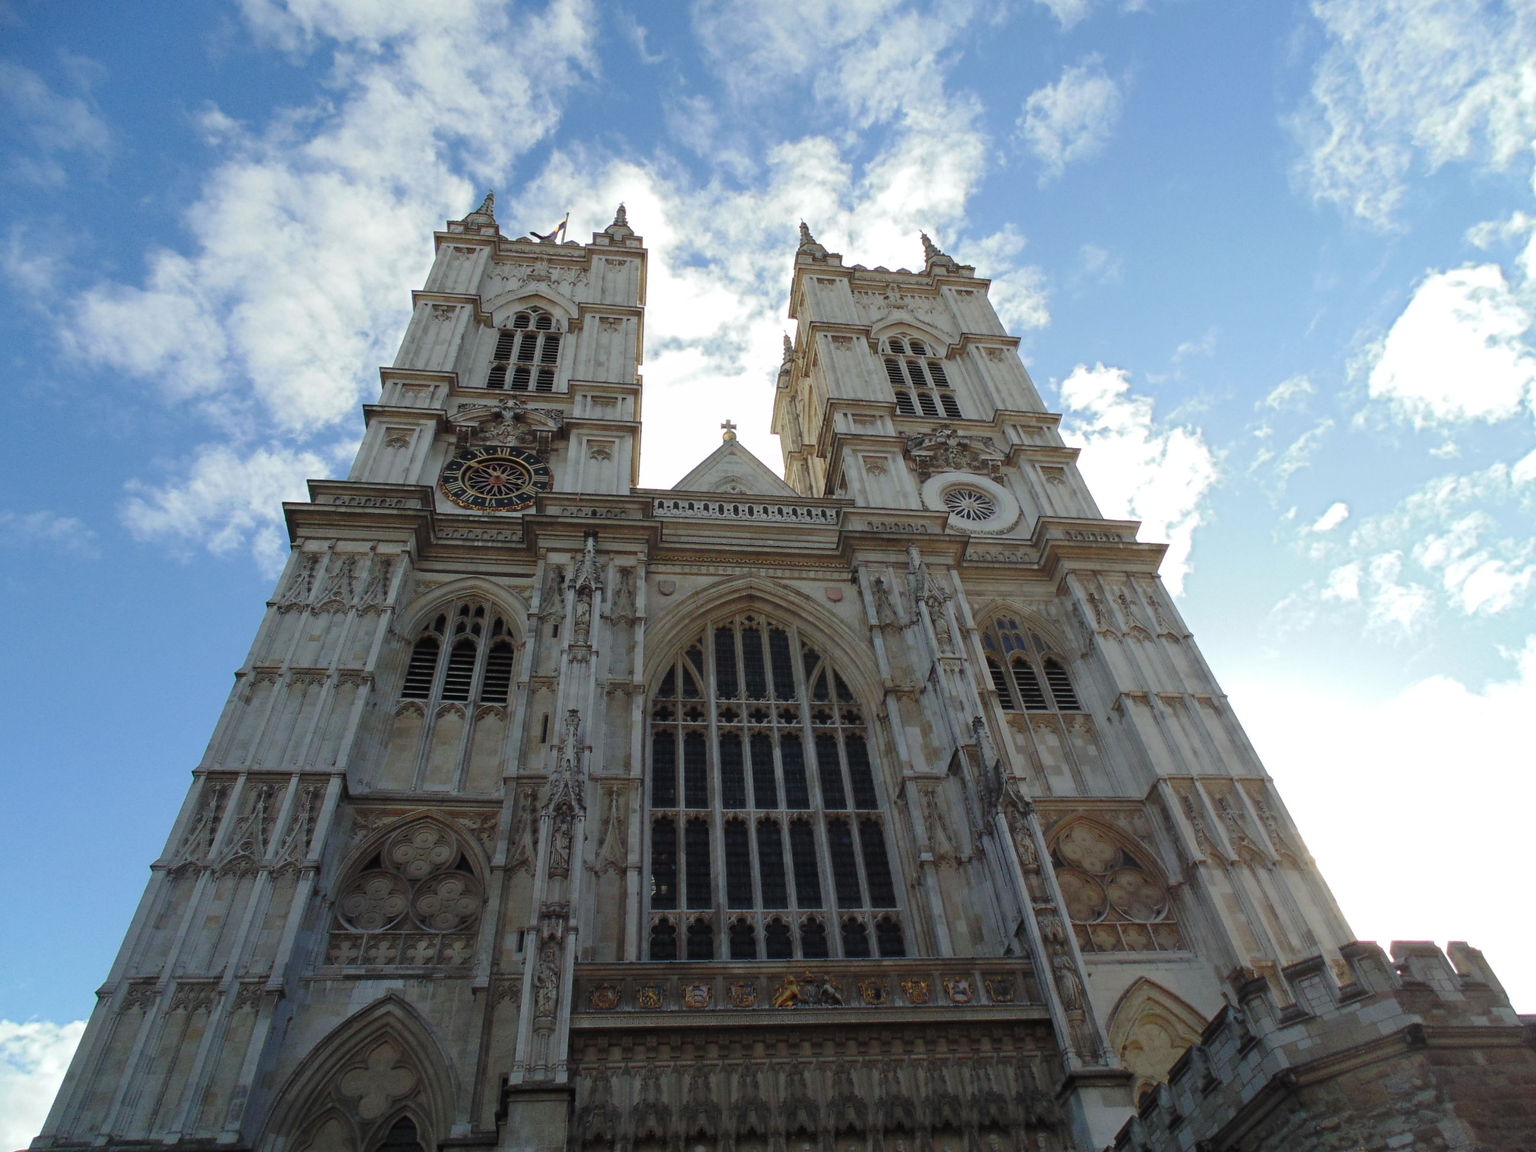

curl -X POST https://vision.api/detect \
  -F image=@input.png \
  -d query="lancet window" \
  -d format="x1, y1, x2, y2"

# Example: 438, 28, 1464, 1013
883, 335, 961, 419
485, 307, 562, 392
400, 602, 516, 706
1049, 819, 1183, 953
981, 615, 1081, 713
326, 819, 484, 968
646, 613, 906, 961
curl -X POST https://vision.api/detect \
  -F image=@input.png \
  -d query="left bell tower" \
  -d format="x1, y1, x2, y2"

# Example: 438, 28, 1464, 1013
349, 195, 647, 500
34, 198, 649, 1152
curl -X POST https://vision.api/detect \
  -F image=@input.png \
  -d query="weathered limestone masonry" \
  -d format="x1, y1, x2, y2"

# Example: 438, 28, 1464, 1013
1113, 941, 1536, 1152
34, 198, 1529, 1152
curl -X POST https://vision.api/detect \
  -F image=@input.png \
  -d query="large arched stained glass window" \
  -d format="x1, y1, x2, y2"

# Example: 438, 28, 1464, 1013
647, 613, 906, 961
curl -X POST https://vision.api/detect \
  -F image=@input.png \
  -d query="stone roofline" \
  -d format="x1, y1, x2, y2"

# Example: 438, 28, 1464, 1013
1113, 939, 1533, 1152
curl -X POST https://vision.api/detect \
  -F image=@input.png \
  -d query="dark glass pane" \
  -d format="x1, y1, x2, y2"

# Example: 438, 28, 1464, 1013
845, 734, 878, 809
724, 820, 752, 907
888, 339, 906, 355
740, 626, 767, 698
714, 626, 739, 698
781, 734, 810, 808
539, 333, 561, 364
987, 660, 1014, 709
1013, 661, 1049, 710
481, 641, 514, 703
683, 732, 708, 807
789, 820, 821, 907
750, 733, 778, 808
860, 818, 896, 906
917, 391, 939, 417
827, 818, 862, 908
374, 1116, 425, 1152
650, 818, 677, 909
896, 391, 917, 415
801, 916, 828, 958
402, 635, 438, 698
904, 359, 927, 387
841, 917, 871, 958
651, 730, 677, 808
441, 638, 476, 701
535, 366, 555, 392
728, 918, 756, 959
1043, 658, 1081, 710
833, 673, 853, 703
685, 819, 711, 910
657, 666, 677, 698
765, 917, 792, 959
719, 733, 746, 809
875, 915, 905, 957
649, 919, 677, 961
511, 364, 531, 390
768, 628, 796, 698
757, 819, 787, 908
515, 332, 537, 362
532, 311, 552, 330
940, 394, 961, 419
884, 357, 905, 387
512, 312, 531, 329
928, 359, 948, 385
815, 734, 847, 809
686, 917, 713, 960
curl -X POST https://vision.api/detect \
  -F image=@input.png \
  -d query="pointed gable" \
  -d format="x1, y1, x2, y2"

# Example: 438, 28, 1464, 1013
669, 438, 799, 497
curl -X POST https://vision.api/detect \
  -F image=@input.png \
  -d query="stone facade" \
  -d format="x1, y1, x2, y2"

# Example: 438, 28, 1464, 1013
32, 201, 1526, 1152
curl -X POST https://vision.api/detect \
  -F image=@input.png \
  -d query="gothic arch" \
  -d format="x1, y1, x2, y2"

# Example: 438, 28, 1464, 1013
262, 995, 456, 1152
482, 288, 577, 325
974, 606, 1084, 714
323, 815, 488, 969
392, 578, 529, 643
643, 576, 882, 708
1105, 979, 1208, 1103
1046, 816, 1184, 953
868, 315, 955, 352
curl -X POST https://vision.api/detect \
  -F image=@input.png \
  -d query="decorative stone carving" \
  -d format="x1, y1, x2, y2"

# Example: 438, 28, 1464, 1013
450, 398, 564, 453
902, 424, 1005, 481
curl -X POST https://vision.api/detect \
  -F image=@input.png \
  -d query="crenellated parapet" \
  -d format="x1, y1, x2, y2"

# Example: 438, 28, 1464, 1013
1113, 940, 1536, 1152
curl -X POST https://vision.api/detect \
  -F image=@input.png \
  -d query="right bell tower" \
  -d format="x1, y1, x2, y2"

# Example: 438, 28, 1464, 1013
775, 222, 1358, 1103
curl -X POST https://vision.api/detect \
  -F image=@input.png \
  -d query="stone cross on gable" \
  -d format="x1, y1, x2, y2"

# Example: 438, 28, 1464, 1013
721, 419, 738, 441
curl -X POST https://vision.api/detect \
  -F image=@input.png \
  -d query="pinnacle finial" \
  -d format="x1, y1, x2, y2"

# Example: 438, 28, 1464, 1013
613, 202, 628, 227
782, 333, 794, 362
798, 220, 816, 246
473, 191, 496, 218
921, 231, 940, 260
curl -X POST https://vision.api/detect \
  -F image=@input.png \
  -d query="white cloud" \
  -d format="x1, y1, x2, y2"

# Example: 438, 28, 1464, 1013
1058, 363, 1218, 593
1262, 373, 1314, 411
1018, 55, 1123, 184
1231, 637, 1536, 1012
1271, 417, 1335, 483
1296, 0, 1536, 227
1310, 500, 1350, 532
123, 443, 340, 572
58, 0, 598, 556
1032, 0, 1094, 29
1362, 263, 1536, 428
0, 510, 99, 557
0, 1018, 85, 1150
0, 61, 110, 185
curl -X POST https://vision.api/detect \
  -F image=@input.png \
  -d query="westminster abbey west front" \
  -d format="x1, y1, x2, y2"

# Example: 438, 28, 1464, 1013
35, 201, 1535, 1152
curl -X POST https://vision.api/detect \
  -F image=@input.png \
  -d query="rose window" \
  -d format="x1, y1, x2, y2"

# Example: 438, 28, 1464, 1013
942, 487, 997, 522
327, 820, 483, 968
1049, 821, 1182, 953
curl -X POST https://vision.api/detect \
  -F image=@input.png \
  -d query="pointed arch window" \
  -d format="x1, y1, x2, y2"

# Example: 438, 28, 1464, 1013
400, 602, 518, 706
646, 613, 907, 961
883, 335, 961, 419
981, 615, 1081, 713
485, 307, 562, 392
325, 819, 484, 968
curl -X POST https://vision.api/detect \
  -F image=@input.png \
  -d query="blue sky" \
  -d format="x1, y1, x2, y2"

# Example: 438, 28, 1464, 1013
3, 0, 1535, 1137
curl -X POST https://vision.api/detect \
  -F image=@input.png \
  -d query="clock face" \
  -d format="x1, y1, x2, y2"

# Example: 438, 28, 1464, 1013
439, 446, 551, 511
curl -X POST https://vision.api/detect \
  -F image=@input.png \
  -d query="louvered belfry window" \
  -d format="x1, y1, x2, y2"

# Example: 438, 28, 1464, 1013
981, 615, 1082, 713
647, 614, 906, 961
485, 308, 561, 392
883, 336, 960, 419
400, 602, 517, 705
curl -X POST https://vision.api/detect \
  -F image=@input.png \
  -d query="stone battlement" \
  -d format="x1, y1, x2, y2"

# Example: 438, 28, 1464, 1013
1112, 941, 1536, 1152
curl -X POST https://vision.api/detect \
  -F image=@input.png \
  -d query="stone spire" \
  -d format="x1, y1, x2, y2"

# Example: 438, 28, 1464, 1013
920, 231, 958, 272
604, 202, 634, 240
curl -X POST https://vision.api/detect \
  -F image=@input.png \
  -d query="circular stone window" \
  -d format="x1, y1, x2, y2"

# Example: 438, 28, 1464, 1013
920, 471, 1022, 534
942, 486, 997, 522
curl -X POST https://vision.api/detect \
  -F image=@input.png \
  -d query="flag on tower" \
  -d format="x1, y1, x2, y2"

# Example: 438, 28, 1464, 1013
529, 213, 569, 243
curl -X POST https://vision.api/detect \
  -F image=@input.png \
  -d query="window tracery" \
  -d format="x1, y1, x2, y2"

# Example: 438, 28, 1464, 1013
981, 615, 1081, 712
401, 602, 516, 706
882, 335, 961, 419
326, 820, 483, 968
485, 307, 562, 392
646, 613, 906, 961
1049, 820, 1182, 953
